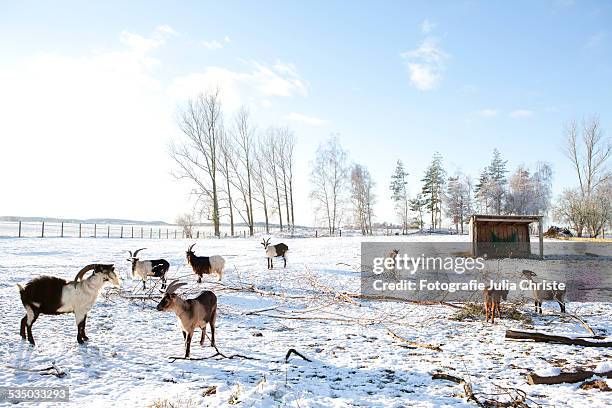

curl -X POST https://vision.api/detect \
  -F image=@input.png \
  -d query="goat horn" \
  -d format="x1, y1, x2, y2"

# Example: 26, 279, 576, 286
74, 264, 97, 282
133, 248, 146, 258
165, 280, 187, 294
128, 250, 133, 257
188, 243, 196, 251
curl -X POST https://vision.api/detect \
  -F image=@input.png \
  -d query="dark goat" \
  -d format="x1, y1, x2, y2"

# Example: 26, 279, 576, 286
127, 248, 170, 289
18, 264, 120, 345
156, 280, 217, 358
186, 244, 225, 282
261, 238, 289, 269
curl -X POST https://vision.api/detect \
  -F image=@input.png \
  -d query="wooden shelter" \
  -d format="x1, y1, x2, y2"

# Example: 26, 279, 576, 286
469, 214, 544, 258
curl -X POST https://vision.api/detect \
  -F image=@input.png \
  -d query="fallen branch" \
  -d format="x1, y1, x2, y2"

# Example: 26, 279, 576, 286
562, 312, 596, 336
348, 293, 463, 309
6, 362, 65, 378
505, 330, 612, 347
169, 346, 259, 362
284, 348, 312, 363
386, 327, 443, 352
431, 373, 481, 406
527, 370, 612, 385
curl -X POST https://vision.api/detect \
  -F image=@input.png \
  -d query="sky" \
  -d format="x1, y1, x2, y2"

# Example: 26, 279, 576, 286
0, 0, 610, 226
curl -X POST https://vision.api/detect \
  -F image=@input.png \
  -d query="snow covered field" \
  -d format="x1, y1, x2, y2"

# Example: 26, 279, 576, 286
0, 235, 610, 407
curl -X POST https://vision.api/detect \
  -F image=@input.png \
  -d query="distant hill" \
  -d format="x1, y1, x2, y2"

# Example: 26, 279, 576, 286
0, 216, 170, 225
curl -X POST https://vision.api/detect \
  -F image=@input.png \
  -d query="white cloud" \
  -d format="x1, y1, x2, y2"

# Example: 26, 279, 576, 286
0, 28, 185, 220
401, 38, 449, 91
202, 40, 224, 50
585, 31, 606, 50
420, 19, 436, 34
202, 36, 232, 50
168, 60, 308, 111
284, 112, 327, 126
509, 109, 533, 118
120, 25, 177, 54
476, 109, 499, 117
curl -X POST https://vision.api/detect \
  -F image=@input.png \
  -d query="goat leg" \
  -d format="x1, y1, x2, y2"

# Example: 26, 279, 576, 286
283, 256, 287, 268
25, 307, 38, 345
200, 324, 207, 346
81, 314, 89, 341
184, 332, 192, 358
20, 315, 27, 339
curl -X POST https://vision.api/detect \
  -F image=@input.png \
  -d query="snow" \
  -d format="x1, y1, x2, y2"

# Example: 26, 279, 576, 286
0, 235, 611, 407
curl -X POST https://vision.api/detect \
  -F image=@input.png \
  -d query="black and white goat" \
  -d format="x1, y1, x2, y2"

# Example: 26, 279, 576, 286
261, 238, 289, 269
127, 248, 170, 289
18, 264, 120, 345
156, 280, 217, 358
186, 244, 225, 283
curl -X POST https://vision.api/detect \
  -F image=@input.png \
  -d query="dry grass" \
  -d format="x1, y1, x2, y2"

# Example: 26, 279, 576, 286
148, 398, 198, 408
451, 302, 532, 324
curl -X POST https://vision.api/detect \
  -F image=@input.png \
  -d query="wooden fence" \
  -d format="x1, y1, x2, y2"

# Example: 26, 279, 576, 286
0, 221, 264, 239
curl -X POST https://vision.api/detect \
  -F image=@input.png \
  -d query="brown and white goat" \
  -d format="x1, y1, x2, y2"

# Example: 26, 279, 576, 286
483, 288, 509, 323
186, 244, 225, 282
156, 280, 217, 358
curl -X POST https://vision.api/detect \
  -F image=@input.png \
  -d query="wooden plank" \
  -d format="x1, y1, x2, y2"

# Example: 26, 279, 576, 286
528, 370, 612, 385
506, 330, 612, 347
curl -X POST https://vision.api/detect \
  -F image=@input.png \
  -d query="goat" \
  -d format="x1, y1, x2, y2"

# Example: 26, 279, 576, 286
17, 264, 120, 345
186, 244, 224, 283
483, 288, 509, 323
156, 280, 217, 358
261, 238, 289, 269
522, 270, 566, 313
127, 248, 170, 290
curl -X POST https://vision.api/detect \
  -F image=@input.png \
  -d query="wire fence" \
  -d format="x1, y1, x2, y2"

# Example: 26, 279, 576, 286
0, 221, 267, 239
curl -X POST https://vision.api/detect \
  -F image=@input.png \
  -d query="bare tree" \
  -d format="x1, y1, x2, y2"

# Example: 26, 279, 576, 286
351, 163, 376, 235
217, 130, 235, 236
310, 136, 349, 236
261, 128, 284, 231
169, 90, 223, 237
175, 213, 196, 238
278, 127, 297, 231
253, 141, 271, 233
564, 116, 611, 196
445, 172, 472, 234
228, 107, 256, 235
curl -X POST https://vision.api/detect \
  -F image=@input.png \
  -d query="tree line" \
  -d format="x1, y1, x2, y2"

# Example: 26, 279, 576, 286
170, 89, 296, 237
170, 93, 610, 238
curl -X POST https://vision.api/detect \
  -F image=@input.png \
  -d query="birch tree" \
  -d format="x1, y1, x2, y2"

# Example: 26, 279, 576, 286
310, 136, 349, 235
170, 89, 223, 236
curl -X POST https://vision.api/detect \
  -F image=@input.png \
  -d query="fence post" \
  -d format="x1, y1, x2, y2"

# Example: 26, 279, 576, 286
41, 222, 45, 238
61, 222, 64, 238
141, 227, 143, 238
94, 224, 97, 238
18, 221, 22, 238
174, 230, 177, 239
158, 228, 161, 239
120, 226, 124, 239
166, 229, 169, 239
131, 226, 134, 238
150, 228, 152, 239
79, 223, 82, 238
107, 225, 110, 238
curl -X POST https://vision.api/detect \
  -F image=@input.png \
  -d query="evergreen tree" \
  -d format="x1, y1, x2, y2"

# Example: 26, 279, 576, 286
390, 160, 409, 234
409, 194, 427, 230
487, 148, 508, 214
421, 153, 446, 230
